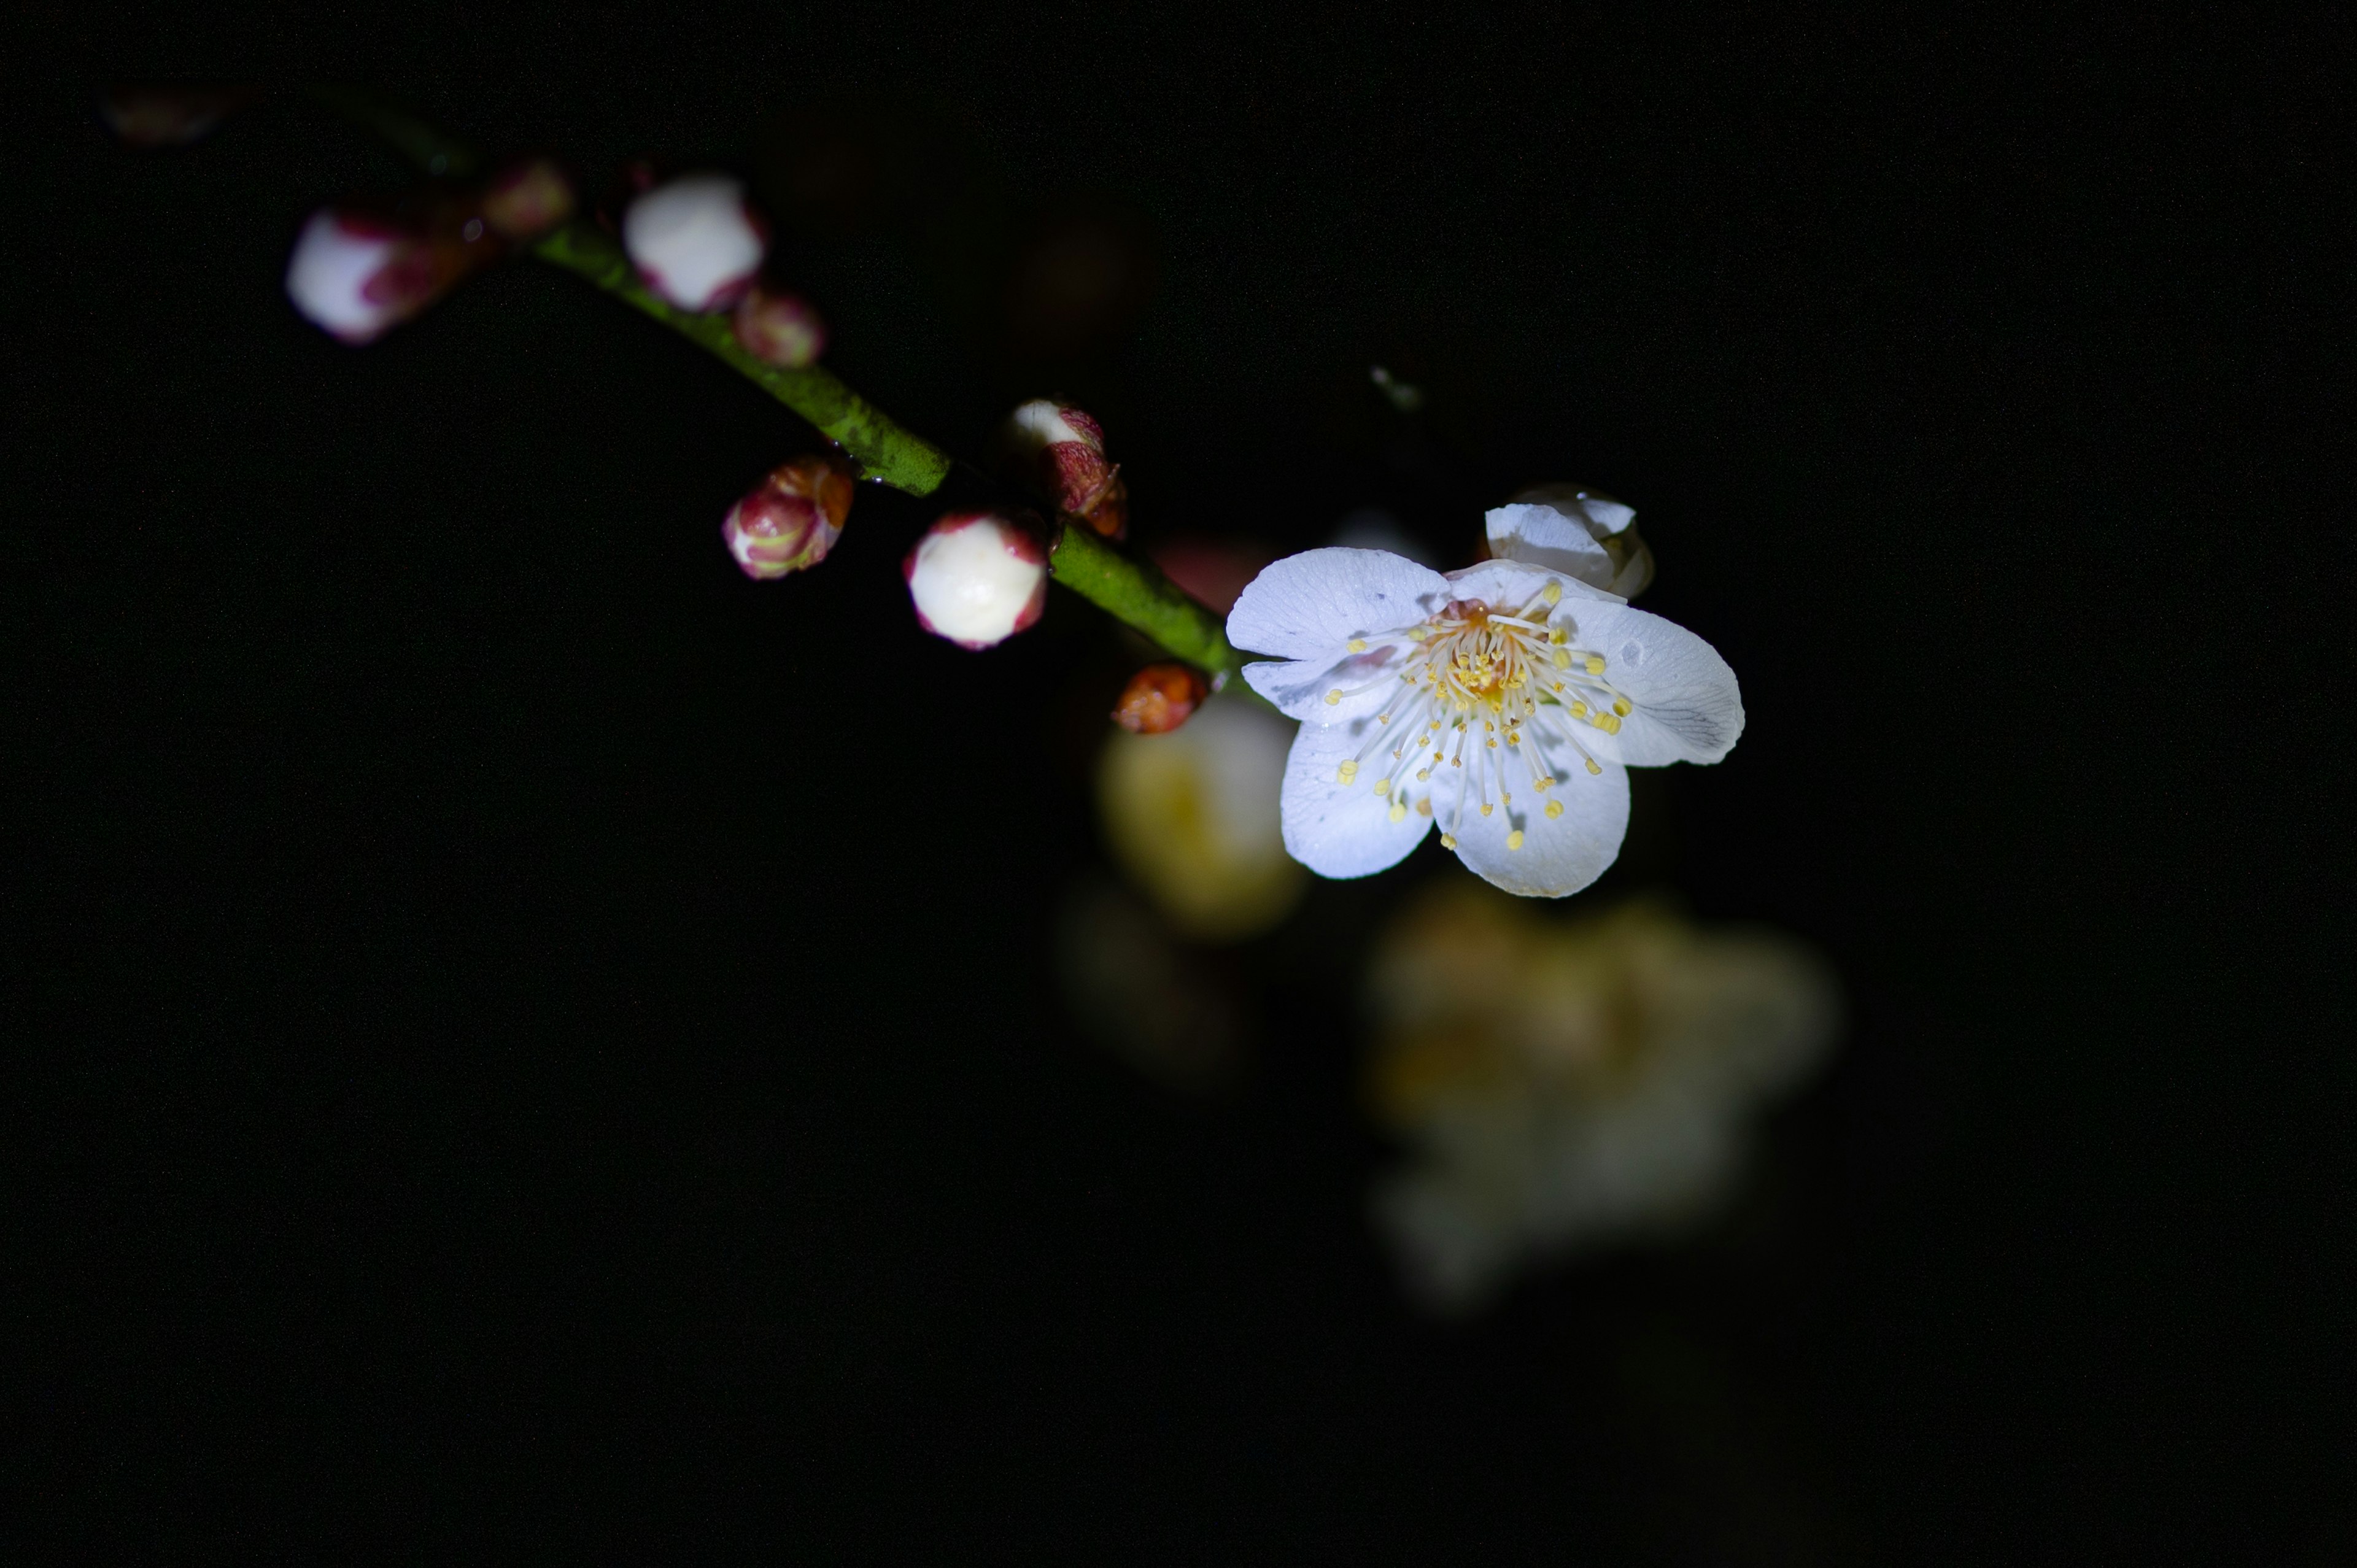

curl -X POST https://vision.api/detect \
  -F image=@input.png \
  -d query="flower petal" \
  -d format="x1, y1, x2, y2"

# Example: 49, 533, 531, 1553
1279, 718, 1434, 878
1446, 754, 1628, 898
1227, 548, 1449, 660
1441, 557, 1624, 616
1484, 503, 1616, 588
1546, 600, 1744, 767
1242, 644, 1410, 723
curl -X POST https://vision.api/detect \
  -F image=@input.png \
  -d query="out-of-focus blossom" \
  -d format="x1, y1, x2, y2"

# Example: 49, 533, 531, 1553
1364, 886, 1838, 1311
1489, 484, 1654, 599
1152, 539, 1272, 616
479, 158, 576, 240
732, 285, 827, 368
1098, 695, 1304, 942
722, 455, 855, 580
1112, 663, 1210, 735
904, 511, 1048, 649
622, 173, 767, 312
999, 400, 1126, 539
1226, 545, 1741, 898
285, 209, 450, 345
1058, 877, 1248, 1092
100, 84, 250, 148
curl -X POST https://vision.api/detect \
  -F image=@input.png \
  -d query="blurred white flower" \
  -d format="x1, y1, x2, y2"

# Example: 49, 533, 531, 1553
622, 173, 766, 312
285, 209, 437, 345
1097, 695, 1305, 942
1364, 886, 1838, 1312
1226, 546, 1741, 899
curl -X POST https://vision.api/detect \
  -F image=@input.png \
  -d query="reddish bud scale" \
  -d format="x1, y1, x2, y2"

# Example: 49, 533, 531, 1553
1000, 400, 1129, 540
733, 285, 827, 368
723, 455, 856, 580
1113, 664, 1210, 734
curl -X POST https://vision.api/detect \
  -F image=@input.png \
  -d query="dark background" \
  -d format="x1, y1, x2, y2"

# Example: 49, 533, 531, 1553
9, 9, 2350, 1559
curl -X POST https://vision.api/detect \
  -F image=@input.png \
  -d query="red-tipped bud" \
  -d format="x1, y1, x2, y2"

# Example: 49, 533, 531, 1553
479, 158, 575, 240
621, 172, 767, 312
722, 455, 856, 580
1000, 399, 1128, 539
1113, 663, 1210, 734
284, 209, 452, 345
733, 285, 827, 368
904, 511, 1049, 650
101, 85, 250, 148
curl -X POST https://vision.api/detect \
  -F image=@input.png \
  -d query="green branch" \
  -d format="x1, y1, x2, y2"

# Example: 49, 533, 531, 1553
302, 83, 1244, 682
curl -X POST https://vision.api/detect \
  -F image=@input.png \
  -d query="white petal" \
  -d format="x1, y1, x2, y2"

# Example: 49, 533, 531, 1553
1508, 482, 1636, 535
1226, 548, 1449, 660
1441, 557, 1623, 612
1485, 502, 1616, 589
1241, 643, 1411, 723
1279, 719, 1433, 879
1546, 601, 1744, 767
1445, 755, 1628, 898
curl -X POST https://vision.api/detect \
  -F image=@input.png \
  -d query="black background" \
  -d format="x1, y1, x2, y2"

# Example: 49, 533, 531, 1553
10, 8, 2351, 1559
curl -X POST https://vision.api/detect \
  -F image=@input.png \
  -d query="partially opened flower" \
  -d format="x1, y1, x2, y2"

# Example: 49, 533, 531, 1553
1365, 886, 1838, 1311
621, 172, 767, 312
1486, 484, 1652, 599
1225, 537, 1741, 898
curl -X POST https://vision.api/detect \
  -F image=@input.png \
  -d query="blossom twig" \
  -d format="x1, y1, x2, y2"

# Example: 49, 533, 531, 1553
298, 85, 1244, 682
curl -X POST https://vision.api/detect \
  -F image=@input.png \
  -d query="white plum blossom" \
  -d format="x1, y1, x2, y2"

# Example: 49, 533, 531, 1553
1225, 520, 1742, 899
621, 173, 766, 312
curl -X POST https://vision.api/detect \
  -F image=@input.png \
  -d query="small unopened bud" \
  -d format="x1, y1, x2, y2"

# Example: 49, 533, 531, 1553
479, 158, 575, 240
904, 511, 1049, 650
1000, 399, 1128, 539
722, 455, 856, 580
622, 172, 767, 312
733, 285, 827, 368
1113, 663, 1210, 734
101, 84, 250, 148
285, 209, 447, 345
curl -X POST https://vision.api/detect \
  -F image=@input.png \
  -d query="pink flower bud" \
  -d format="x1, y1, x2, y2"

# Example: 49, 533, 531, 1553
904, 511, 1049, 650
101, 85, 250, 148
479, 158, 576, 241
732, 285, 827, 368
722, 455, 856, 580
1000, 399, 1128, 539
621, 173, 767, 312
284, 209, 444, 345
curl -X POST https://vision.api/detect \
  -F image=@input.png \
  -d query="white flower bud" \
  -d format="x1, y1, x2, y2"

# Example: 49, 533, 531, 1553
284, 209, 435, 345
904, 511, 1048, 650
621, 173, 767, 312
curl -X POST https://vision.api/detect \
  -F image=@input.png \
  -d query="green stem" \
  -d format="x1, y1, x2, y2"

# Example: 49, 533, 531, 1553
301, 83, 1245, 681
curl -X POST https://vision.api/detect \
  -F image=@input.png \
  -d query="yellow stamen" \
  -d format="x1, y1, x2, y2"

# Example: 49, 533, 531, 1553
1585, 654, 1606, 676
1541, 582, 1562, 604
1585, 759, 1602, 775
1324, 689, 1342, 706
1388, 800, 1406, 823
1507, 830, 1525, 850
1440, 833, 1457, 849
1347, 638, 1367, 653
1337, 760, 1358, 784
1546, 800, 1564, 819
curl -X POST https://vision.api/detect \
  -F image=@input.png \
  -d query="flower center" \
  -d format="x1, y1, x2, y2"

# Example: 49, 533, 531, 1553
1326, 579, 1638, 852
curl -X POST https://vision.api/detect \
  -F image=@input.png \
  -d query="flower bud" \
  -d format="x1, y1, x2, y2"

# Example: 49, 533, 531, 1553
1000, 399, 1127, 539
101, 84, 250, 148
479, 157, 576, 240
1113, 663, 1210, 734
722, 455, 856, 580
621, 172, 767, 312
284, 209, 446, 345
732, 285, 827, 368
904, 511, 1048, 650
1491, 483, 1654, 598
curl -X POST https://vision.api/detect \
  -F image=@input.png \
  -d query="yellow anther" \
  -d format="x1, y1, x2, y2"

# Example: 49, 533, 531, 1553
1337, 760, 1358, 784
1546, 800, 1565, 819
1440, 833, 1457, 849
1507, 830, 1525, 851
1550, 627, 1568, 645
1541, 582, 1562, 604
1585, 654, 1606, 676
1416, 768, 1431, 781
1450, 757, 1462, 768
1506, 731, 1520, 745
1347, 638, 1366, 653
1379, 713, 1391, 724
1480, 803, 1492, 817
1599, 713, 1622, 734
1416, 798, 1433, 817
1485, 738, 1496, 750
1533, 776, 1552, 791
1612, 699, 1631, 716
1388, 801, 1407, 823
1373, 778, 1391, 795
1552, 649, 1572, 669
1585, 759, 1603, 775
1324, 689, 1342, 705
1569, 700, 1589, 717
